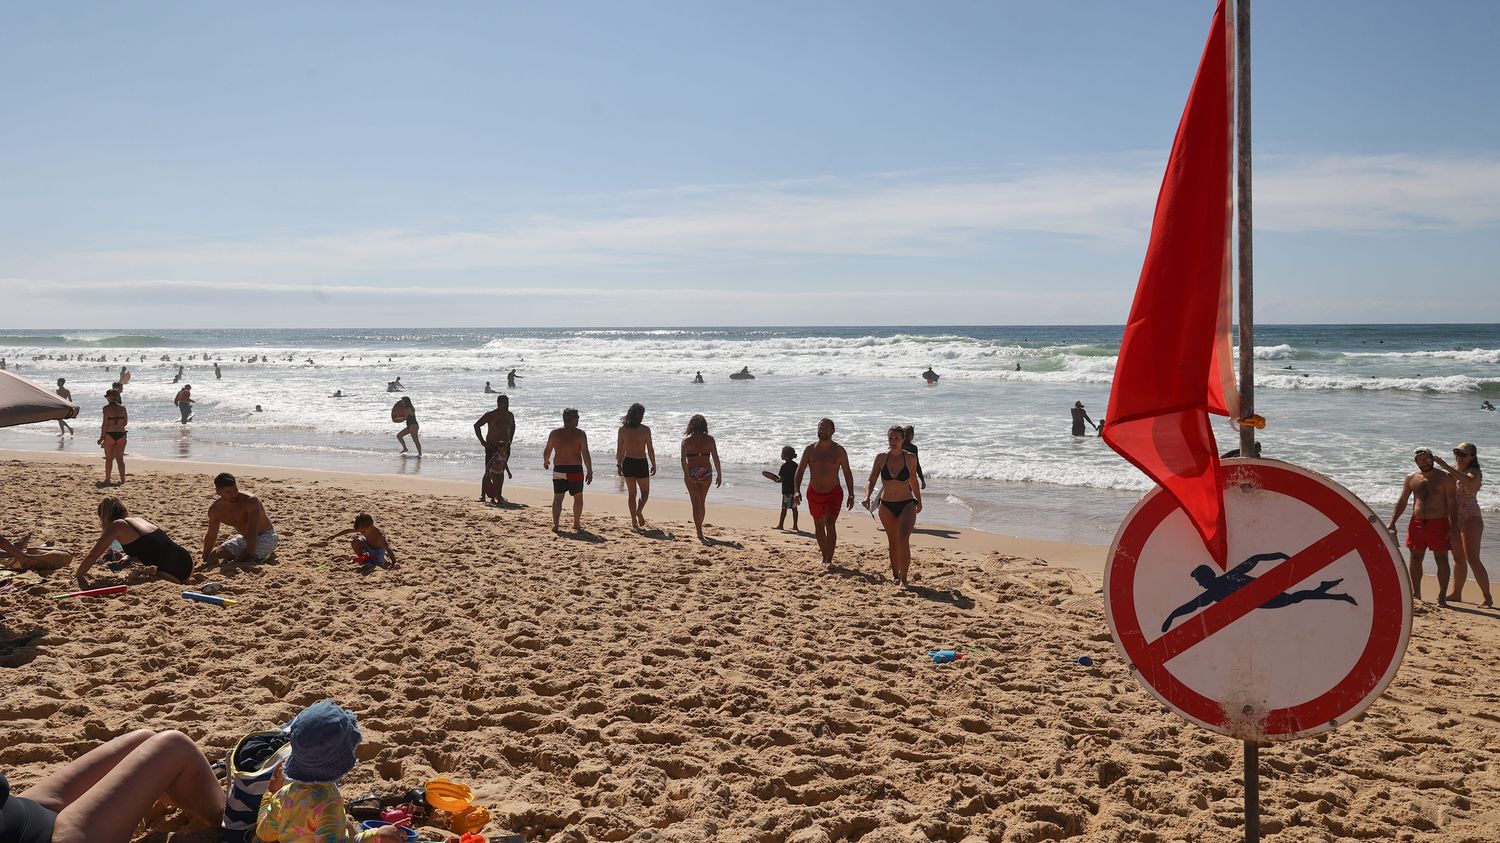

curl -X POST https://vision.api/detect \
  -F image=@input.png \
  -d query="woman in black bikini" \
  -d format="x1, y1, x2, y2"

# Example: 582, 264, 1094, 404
680, 414, 721, 543
863, 425, 922, 587
395, 397, 421, 456
75, 498, 195, 586
616, 403, 656, 530
98, 389, 127, 486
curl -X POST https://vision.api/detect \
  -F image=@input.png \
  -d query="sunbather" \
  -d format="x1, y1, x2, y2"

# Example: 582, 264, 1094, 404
1, 728, 225, 843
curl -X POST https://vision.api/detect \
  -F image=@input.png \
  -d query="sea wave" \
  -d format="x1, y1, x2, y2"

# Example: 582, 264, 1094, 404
0, 334, 175, 348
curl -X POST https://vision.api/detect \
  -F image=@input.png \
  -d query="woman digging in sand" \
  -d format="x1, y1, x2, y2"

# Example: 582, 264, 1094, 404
75, 498, 196, 587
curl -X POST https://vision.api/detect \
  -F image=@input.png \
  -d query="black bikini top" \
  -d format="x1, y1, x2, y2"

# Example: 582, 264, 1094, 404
881, 453, 911, 482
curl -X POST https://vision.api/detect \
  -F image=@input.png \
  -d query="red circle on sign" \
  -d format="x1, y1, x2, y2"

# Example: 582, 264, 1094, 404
1106, 459, 1409, 741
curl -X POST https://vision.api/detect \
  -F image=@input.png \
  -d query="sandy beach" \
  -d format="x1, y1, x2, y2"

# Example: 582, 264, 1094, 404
3, 452, 1499, 841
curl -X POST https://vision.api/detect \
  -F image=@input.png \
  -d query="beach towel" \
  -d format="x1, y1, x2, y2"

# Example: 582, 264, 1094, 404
221, 728, 291, 843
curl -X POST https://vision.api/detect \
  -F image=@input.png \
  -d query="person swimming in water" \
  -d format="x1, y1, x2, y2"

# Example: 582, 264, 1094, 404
922, 366, 939, 383
693, 372, 704, 384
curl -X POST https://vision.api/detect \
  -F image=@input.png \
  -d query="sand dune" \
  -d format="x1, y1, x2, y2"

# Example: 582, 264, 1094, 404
2, 457, 1498, 841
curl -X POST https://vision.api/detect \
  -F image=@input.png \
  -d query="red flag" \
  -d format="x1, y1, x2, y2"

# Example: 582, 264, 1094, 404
1103, 0, 1237, 567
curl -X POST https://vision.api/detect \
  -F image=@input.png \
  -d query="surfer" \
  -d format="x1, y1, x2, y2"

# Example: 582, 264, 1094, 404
922, 366, 939, 383
1070, 401, 1097, 436
730, 366, 754, 380
1483, 401, 1496, 411
1160, 552, 1357, 633
386, 377, 404, 393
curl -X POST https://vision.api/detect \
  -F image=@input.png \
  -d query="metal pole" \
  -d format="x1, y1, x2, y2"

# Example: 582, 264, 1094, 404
1235, 2, 1261, 840
1245, 741, 1260, 843
1235, 0, 1255, 457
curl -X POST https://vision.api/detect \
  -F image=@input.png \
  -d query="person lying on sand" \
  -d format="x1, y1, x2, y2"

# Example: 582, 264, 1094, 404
319, 513, 398, 566
0, 531, 74, 572
1, 728, 226, 841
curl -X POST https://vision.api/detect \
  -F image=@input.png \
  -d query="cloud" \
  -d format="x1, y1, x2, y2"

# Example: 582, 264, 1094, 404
8, 151, 1500, 287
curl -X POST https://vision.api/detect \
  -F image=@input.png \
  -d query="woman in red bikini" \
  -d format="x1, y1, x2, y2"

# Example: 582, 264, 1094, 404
862, 425, 923, 587
98, 389, 127, 486
680, 414, 721, 543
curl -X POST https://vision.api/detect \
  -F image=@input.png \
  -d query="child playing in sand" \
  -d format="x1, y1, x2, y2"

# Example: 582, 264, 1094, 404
320, 514, 397, 566
257, 700, 404, 843
776, 446, 799, 531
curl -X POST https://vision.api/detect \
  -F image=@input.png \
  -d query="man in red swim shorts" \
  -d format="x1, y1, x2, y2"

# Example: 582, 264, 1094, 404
1389, 448, 1456, 606
793, 418, 855, 567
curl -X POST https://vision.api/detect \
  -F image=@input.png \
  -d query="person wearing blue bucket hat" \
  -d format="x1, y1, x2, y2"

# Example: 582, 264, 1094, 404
256, 701, 403, 843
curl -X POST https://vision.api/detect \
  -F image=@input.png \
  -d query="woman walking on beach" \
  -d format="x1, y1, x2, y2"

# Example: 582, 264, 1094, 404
98, 388, 127, 486
617, 403, 657, 530
864, 425, 922, 588
1437, 443, 1492, 607
395, 396, 421, 456
680, 414, 721, 543
75, 498, 195, 586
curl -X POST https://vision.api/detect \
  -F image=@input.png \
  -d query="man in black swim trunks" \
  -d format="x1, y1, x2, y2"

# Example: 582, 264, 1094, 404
473, 395, 516, 503
543, 408, 593, 532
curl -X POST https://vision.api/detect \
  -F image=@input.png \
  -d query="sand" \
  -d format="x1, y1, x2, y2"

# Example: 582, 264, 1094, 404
2, 453, 1499, 842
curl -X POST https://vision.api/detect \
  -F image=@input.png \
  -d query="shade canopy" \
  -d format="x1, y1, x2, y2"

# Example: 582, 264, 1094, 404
0, 370, 80, 428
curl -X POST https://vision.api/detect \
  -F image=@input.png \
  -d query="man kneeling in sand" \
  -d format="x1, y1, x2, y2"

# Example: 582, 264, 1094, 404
543, 408, 593, 533
203, 472, 280, 565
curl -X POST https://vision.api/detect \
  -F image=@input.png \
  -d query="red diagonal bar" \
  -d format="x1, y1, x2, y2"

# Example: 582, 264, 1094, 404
1141, 526, 1360, 669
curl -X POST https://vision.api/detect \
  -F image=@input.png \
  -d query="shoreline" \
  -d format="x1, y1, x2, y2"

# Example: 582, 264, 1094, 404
0, 447, 1111, 573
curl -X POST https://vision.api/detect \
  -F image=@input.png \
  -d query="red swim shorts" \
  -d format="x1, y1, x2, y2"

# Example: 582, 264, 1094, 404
806, 485, 844, 520
1406, 517, 1451, 553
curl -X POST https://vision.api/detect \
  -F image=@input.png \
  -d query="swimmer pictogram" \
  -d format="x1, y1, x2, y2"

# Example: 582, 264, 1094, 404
1160, 552, 1357, 633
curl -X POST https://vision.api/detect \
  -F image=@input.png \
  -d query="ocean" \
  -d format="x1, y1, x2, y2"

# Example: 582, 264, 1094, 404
2, 325, 1496, 564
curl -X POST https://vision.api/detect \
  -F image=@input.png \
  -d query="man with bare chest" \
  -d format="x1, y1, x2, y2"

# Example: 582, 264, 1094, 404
543, 408, 593, 532
793, 418, 855, 566
204, 472, 279, 564
1389, 448, 1456, 606
474, 395, 516, 502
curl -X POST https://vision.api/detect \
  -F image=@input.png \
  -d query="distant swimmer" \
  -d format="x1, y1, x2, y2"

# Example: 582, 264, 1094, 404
922, 366, 939, 384
1282, 365, 1294, 370
330, 390, 344, 398
1014, 363, 1021, 372
55, 378, 74, 435
507, 368, 521, 388
172, 365, 184, 384
118, 366, 131, 385
254, 405, 263, 413
1483, 401, 1496, 411
214, 362, 222, 380
1160, 552, 1357, 633
1070, 401, 1097, 437
484, 381, 497, 394
693, 372, 704, 384
386, 377, 404, 393
730, 367, 755, 380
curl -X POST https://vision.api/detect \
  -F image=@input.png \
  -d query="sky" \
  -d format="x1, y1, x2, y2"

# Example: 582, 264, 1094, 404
2, 1, 1497, 328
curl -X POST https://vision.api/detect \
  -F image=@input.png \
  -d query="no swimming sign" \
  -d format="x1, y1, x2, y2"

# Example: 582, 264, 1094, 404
1105, 459, 1411, 742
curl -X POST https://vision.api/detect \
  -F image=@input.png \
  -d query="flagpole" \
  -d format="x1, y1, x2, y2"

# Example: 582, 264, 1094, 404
1236, 0, 1255, 458
1233, 1, 1261, 842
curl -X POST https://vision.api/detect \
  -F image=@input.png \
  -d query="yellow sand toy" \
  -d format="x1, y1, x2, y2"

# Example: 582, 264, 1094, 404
449, 805, 491, 834
423, 777, 473, 813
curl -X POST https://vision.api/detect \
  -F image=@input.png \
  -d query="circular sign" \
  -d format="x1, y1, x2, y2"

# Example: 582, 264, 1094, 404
1104, 458, 1410, 741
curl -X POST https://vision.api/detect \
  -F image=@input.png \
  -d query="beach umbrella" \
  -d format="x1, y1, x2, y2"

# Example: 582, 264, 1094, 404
0, 370, 79, 428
